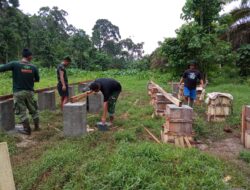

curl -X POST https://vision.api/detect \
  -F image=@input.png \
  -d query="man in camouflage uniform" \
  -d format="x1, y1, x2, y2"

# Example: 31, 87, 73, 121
0, 48, 40, 135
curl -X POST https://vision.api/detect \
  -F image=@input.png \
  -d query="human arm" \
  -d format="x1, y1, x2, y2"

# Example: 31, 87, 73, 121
34, 67, 40, 82
59, 70, 66, 91
0, 62, 14, 72
179, 77, 184, 86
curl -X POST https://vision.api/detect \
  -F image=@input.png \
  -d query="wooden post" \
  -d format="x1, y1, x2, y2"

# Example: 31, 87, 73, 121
0, 142, 16, 190
241, 106, 246, 144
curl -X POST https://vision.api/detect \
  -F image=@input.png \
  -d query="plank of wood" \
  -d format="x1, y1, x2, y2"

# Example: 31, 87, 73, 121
70, 91, 94, 103
245, 130, 250, 149
150, 81, 182, 107
144, 127, 161, 144
241, 106, 246, 144
184, 136, 192, 148
0, 80, 93, 101
0, 142, 16, 190
179, 137, 185, 148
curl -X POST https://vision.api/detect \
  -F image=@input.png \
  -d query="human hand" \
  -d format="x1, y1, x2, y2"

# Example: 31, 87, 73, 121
62, 85, 66, 91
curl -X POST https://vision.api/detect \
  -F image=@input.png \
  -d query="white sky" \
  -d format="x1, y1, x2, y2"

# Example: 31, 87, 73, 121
19, 0, 240, 54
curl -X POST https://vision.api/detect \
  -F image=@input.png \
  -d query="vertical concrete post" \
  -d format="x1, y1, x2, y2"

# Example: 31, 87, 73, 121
87, 92, 103, 114
38, 90, 56, 111
68, 85, 75, 98
0, 99, 15, 131
63, 102, 87, 137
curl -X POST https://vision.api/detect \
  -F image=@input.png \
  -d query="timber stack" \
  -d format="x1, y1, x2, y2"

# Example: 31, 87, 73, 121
161, 104, 194, 148
206, 93, 233, 122
147, 81, 193, 148
241, 105, 250, 149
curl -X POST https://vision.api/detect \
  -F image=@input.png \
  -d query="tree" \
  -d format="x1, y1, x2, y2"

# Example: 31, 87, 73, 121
181, 0, 223, 32
0, 1, 30, 63
29, 6, 70, 67
223, 0, 250, 49
92, 19, 121, 54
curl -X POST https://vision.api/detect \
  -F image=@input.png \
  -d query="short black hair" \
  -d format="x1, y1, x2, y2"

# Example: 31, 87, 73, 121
89, 82, 100, 91
63, 56, 71, 62
22, 48, 32, 58
189, 60, 197, 65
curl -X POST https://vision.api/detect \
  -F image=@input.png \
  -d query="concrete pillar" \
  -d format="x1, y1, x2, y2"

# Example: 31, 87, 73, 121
78, 83, 88, 93
87, 92, 103, 114
68, 85, 75, 98
0, 99, 15, 131
63, 101, 87, 137
38, 90, 56, 111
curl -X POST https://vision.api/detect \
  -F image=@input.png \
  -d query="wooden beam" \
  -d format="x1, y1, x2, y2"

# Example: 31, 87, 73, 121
144, 127, 161, 144
150, 81, 182, 107
0, 142, 16, 190
70, 91, 94, 103
241, 106, 246, 144
0, 79, 93, 101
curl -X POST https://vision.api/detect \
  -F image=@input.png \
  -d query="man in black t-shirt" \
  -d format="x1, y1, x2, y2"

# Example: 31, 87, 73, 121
179, 60, 204, 107
89, 78, 122, 124
56, 56, 71, 110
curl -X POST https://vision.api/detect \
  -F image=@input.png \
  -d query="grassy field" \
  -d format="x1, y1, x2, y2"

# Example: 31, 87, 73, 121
1, 69, 250, 189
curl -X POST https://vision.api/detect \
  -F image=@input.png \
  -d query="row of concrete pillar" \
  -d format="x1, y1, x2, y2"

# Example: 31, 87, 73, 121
0, 83, 104, 136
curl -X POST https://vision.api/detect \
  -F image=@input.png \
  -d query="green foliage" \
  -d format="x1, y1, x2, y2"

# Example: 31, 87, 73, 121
158, 23, 236, 77
181, 0, 223, 31
0, 132, 17, 154
239, 150, 250, 163
236, 44, 250, 76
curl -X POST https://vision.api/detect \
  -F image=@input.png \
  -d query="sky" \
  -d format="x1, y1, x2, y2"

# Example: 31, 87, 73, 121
19, 0, 240, 55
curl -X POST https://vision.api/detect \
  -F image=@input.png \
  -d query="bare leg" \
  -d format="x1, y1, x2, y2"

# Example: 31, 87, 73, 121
61, 96, 68, 110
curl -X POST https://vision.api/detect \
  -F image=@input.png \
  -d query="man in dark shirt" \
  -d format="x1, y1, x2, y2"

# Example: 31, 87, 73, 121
0, 48, 40, 135
56, 56, 71, 110
179, 60, 204, 107
89, 78, 122, 124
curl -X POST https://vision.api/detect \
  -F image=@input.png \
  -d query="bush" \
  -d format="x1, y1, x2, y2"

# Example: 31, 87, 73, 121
237, 44, 250, 76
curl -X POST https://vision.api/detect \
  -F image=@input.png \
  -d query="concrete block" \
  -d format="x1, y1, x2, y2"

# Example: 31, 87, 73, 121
63, 102, 87, 137
0, 99, 15, 131
68, 85, 75, 98
78, 83, 88, 93
38, 90, 56, 111
87, 92, 103, 114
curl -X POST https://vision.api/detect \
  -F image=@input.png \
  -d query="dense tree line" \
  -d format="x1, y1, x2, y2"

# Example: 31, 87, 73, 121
0, 0, 145, 70
150, 0, 250, 77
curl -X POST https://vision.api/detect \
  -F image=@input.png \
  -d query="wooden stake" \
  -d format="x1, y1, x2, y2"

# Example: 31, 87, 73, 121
144, 127, 161, 144
0, 142, 16, 190
241, 106, 246, 144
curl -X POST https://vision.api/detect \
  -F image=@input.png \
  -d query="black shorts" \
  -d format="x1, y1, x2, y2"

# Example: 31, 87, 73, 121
57, 83, 69, 97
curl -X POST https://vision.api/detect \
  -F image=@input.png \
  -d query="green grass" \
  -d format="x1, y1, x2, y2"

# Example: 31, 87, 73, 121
1, 69, 250, 189
239, 150, 250, 164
